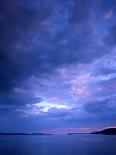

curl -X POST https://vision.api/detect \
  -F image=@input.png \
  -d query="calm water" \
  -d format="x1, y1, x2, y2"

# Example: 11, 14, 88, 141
0, 134, 116, 155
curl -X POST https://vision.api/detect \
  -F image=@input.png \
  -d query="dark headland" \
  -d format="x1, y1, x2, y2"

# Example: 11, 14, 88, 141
67, 128, 116, 135
91, 128, 116, 135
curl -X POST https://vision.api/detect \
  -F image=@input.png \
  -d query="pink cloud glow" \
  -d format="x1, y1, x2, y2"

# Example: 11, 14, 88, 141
71, 73, 91, 85
103, 10, 113, 20
40, 127, 95, 134
71, 86, 91, 96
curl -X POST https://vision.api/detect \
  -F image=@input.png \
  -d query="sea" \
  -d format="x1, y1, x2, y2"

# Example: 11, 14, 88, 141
0, 134, 116, 155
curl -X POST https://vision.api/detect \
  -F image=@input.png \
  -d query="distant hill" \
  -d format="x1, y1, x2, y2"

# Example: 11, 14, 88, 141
67, 133, 87, 135
68, 133, 80, 135
91, 128, 116, 135
0, 132, 53, 135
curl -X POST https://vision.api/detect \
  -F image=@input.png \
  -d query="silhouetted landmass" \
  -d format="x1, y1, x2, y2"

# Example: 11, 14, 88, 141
68, 133, 87, 135
91, 128, 116, 135
0, 132, 53, 135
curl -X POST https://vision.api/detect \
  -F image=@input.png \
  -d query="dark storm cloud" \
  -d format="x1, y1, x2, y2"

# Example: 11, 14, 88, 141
0, 93, 41, 106
0, 0, 99, 94
0, 0, 53, 93
84, 98, 116, 114
68, 0, 94, 23
0, 105, 15, 115
104, 24, 116, 46
45, 108, 71, 118
0, 0, 107, 97
0, 0, 46, 49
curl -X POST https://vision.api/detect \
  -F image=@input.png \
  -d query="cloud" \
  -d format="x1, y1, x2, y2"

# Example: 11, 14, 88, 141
68, 0, 94, 23
84, 99, 115, 114
24, 101, 72, 115
103, 10, 113, 20
0, 0, 109, 94
104, 24, 116, 46
0, 0, 116, 131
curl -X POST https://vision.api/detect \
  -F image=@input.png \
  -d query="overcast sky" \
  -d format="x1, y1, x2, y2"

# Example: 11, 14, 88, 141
0, 0, 116, 134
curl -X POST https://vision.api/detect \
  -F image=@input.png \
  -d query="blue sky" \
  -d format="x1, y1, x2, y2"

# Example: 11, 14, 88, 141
0, 0, 116, 133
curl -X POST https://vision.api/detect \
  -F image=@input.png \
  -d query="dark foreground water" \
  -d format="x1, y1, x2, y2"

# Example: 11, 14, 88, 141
0, 134, 116, 155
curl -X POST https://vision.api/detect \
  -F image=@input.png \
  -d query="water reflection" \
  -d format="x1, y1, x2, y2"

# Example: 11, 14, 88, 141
0, 134, 116, 155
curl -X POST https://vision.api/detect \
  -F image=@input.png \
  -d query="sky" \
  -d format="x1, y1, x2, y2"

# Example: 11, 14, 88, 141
0, 0, 116, 134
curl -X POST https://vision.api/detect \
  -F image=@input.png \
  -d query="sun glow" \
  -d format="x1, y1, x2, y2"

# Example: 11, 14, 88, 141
34, 101, 72, 112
